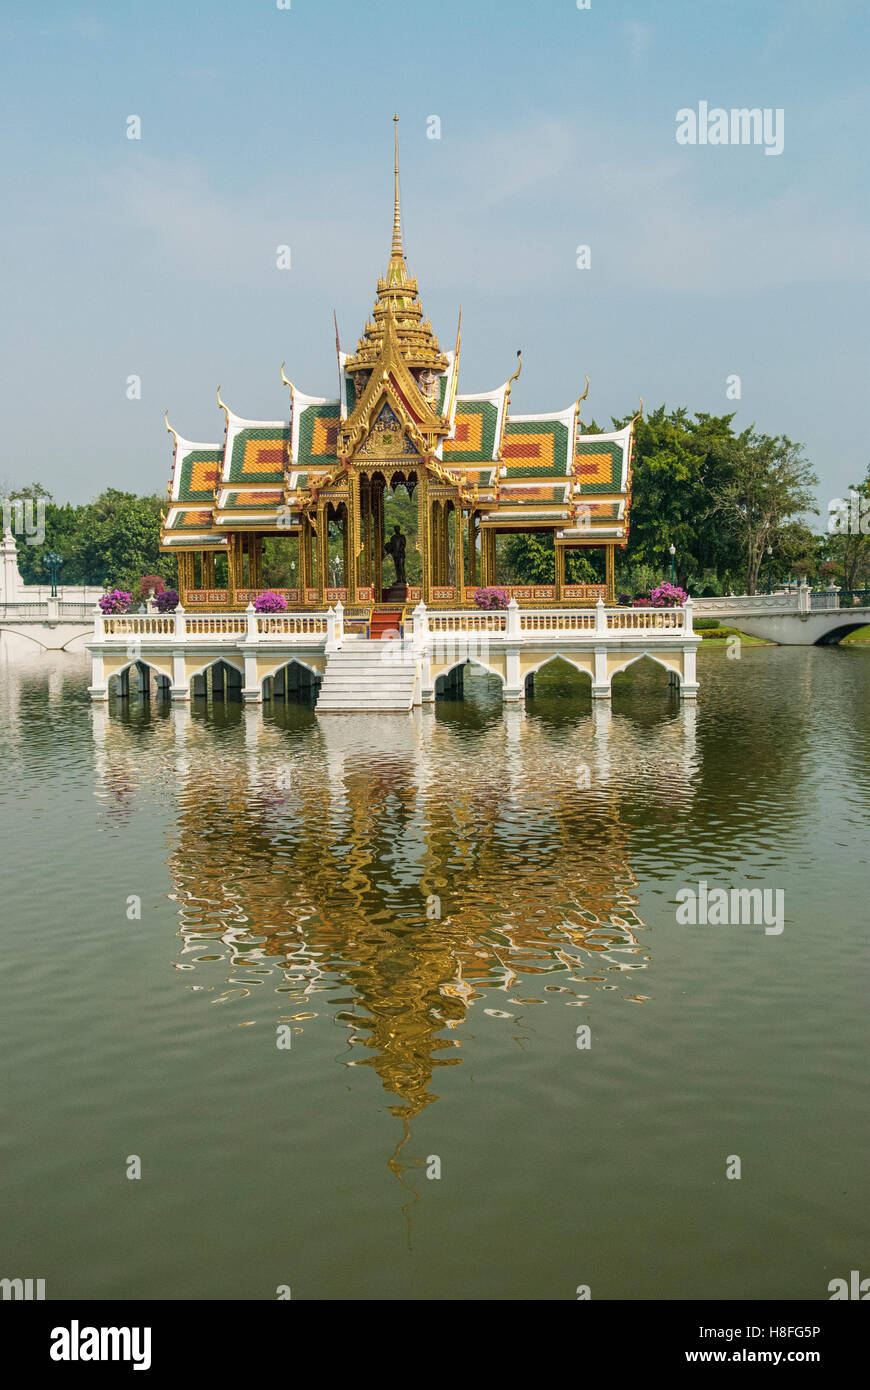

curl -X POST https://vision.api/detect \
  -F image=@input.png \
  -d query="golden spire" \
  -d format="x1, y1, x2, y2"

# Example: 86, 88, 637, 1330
391, 113, 403, 264
343, 115, 448, 377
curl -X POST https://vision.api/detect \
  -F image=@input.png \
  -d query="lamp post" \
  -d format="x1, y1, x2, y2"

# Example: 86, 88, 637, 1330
669, 543, 676, 585
43, 550, 63, 597
766, 544, 773, 594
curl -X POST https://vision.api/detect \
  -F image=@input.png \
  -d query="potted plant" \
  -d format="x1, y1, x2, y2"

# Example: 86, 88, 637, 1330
253, 591, 288, 614
98, 589, 132, 615
473, 586, 510, 611
649, 581, 688, 607
155, 588, 179, 613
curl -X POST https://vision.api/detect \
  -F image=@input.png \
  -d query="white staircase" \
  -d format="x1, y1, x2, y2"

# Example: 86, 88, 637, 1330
315, 638, 419, 713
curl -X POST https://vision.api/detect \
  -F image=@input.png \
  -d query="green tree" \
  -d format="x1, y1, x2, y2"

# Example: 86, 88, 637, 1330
611, 406, 742, 585
818, 463, 870, 590
62, 489, 172, 592
708, 431, 818, 594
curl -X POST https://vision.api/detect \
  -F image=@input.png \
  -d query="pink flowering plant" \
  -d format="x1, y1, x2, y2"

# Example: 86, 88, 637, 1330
253, 591, 288, 614
99, 589, 132, 615
473, 586, 510, 611
649, 581, 688, 607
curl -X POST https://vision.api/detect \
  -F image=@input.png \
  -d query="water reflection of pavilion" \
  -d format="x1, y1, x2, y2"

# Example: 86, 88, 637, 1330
90, 698, 699, 1130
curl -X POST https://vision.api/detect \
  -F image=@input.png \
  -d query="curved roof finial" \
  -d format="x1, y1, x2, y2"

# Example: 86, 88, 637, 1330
280, 360, 295, 409
576, 375, 590, 404
216, 384, 228, 420
507, 349, 523, 392
164, 410, 178, 443
631, 396, 644, 425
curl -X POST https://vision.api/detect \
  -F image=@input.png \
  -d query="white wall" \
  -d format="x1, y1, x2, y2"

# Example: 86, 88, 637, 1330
0, 529, 103, 604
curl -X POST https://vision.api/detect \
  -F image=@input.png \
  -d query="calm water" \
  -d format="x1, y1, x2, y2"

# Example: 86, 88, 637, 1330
1, 645, 868, 1301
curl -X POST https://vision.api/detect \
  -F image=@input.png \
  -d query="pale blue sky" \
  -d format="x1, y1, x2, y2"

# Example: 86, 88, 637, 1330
1, 0, 867, 508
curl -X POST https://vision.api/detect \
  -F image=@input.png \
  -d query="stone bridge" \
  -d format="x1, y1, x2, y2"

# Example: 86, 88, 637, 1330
692, 586, 870, 645
0, 598, 95, 652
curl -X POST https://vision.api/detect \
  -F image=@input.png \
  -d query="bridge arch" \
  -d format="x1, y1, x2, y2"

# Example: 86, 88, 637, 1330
188, 656, 244, 700
107, 656, 173, 698
261, 656, 322, 701
609, 650, 683, 688
0, 623, 92, 652
814, 621, 869, 646
434, 656, 505, 698
524, 652, 593, 683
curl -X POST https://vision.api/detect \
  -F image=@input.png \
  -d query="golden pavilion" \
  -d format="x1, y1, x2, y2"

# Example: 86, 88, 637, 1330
161, 118, 635, 611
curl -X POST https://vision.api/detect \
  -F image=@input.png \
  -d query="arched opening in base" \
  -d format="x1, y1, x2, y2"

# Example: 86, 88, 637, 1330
262, 659, 322, 704
108, 660, 171, 700
610, 654, 681, 709
815, 622, 870, 646
524, 656, 592, 703
190, 659, 244, 701
435, 659, 503, 703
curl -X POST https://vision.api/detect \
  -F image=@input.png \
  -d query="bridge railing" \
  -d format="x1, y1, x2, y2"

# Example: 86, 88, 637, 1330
692, 594, 795, 613
182, 613, 247, 636
427, 611, 508, 634
415, 602, 692, 638
58, 601, 99, 619
0, 602, 54, 620
93, 607, 332, 642
253, 614, 330, 637
606, 606, 687, 632
100, 614, 177, 637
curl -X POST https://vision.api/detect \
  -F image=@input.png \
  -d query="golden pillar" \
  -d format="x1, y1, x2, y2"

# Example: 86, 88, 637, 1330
299, 517, 312, 597
431, 501, 439, 584
362, 479, 372, 587
316, 505, 327, 605
373, 480, 384, 600
250, 535, 263, 589
454, 504, 464, 597
298, 519, 306, 594
176, 551, 191, 600
467, 512, 477, 588
418, 473, 430, 604
441, 504, 450, 586
605, 544, 615, 603
480, 528, 496, 587
201, 551, 216, 589
341, 505, 350, 592
349, 471, 361, 602
555, 544, 565, 602
225, 537, 239, 605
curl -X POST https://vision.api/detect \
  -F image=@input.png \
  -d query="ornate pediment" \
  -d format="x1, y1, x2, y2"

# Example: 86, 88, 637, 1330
356, 403, 420, 457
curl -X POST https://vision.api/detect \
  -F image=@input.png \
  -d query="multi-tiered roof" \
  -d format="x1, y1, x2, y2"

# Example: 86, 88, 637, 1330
161, 120, 634, 558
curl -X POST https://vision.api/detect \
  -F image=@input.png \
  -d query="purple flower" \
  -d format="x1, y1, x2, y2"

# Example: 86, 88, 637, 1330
473, 586, 510, 611
155, 588, 179, 613
649, 581, 688, 607
99, 589, 132, 615
253, 591, 288, 614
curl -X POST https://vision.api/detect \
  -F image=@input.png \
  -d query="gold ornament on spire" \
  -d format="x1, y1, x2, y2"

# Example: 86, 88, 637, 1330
391, 113, 403, 264
343, 115, 448, 381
